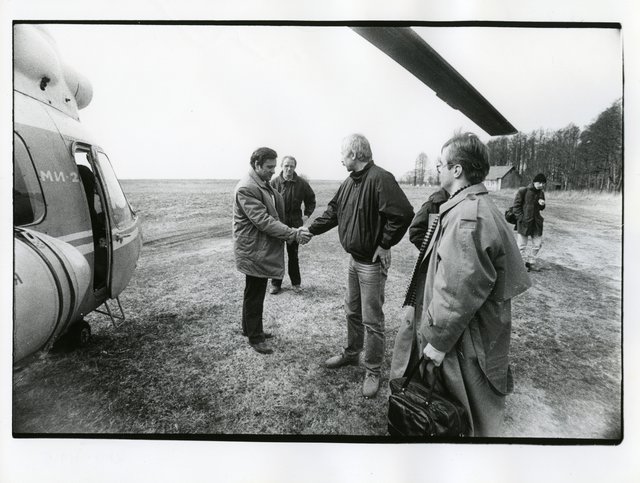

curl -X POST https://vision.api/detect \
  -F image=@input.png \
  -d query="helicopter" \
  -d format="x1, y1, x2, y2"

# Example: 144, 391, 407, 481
12, 24, 143, 364
11, 24, 514, 366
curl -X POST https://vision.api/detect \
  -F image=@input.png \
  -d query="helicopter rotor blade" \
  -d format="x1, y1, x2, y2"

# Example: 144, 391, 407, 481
351, 26, 517, 136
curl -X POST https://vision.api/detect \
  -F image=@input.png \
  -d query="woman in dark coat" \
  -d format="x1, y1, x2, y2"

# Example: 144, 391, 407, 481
513, 173, 546, 270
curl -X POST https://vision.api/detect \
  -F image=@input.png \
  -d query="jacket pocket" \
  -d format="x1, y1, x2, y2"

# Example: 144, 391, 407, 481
235, 234, 261, 258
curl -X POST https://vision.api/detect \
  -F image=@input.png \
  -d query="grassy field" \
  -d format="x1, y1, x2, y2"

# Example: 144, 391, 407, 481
12, 179, 622, 439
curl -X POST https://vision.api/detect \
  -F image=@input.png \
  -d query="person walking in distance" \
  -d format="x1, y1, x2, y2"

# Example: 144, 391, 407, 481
513, 173, 546, 271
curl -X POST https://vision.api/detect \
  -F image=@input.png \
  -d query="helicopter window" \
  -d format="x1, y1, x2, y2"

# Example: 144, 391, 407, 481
95, 152, 134, 229
14, 133, 45, 226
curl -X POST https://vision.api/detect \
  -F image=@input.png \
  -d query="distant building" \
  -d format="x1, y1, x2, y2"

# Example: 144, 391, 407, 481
484, 165, 521, 191
545, 180, 563, 191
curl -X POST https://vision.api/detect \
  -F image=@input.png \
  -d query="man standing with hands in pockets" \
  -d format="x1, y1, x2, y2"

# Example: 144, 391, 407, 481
303, 134, 414, 398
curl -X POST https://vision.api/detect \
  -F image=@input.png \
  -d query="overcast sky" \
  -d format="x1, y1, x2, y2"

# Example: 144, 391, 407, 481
3, 3, 639, 481
40, 25, 622, 181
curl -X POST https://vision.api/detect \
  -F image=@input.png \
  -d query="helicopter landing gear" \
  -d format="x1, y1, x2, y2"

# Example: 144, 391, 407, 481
52, 319, 91, 353
73, 320, 92, 347
94, 297, 126, 328
66, 320, 92, 348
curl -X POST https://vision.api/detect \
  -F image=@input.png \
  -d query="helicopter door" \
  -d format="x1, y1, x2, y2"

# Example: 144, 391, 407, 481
93, 150, 141, 299
73, 148, 109, 291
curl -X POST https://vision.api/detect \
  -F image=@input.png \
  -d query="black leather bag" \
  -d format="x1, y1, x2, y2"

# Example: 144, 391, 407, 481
388, 357, 470, 438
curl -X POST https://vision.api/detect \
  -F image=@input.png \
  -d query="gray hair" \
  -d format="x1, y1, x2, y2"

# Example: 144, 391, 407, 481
342, 134, 372, 163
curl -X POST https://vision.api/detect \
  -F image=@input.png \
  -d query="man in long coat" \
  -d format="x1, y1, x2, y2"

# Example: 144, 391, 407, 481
233, 147, 310, 354
391, 132, 531, 436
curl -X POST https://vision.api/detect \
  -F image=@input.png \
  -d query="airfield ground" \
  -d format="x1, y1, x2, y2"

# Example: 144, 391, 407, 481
13, 180, 622, 439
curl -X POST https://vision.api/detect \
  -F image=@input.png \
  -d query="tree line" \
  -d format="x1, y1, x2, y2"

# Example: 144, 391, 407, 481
400, 99, 622, 192
487, 99, 622, 191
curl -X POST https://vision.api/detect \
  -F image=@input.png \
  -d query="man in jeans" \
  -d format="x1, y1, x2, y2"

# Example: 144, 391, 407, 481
269, 155, 316, 294
305, 134, 414, 397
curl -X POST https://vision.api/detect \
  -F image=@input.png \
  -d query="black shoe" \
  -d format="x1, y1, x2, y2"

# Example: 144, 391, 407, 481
241, 331, 272, 338
270, 286, 281, 295
250, 341, 273, 354
525, 262, 531, 272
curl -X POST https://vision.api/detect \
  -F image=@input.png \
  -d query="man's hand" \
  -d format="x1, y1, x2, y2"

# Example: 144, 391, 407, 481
538, 199, 545, 206
296, 227, 313, 245
423, 343, 446, 366
372, 246, 391, 269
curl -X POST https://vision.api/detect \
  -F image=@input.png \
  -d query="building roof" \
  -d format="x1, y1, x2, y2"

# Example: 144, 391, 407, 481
486, 165, 515, 180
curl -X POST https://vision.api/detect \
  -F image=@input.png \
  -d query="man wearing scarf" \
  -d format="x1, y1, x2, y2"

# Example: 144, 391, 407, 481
391, 132, 531, 436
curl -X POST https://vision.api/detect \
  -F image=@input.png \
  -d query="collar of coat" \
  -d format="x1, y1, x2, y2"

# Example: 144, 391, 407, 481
249, 168, 273, 191
439, 182, 488, 216
279, 172, 298, 183
349, 160, 374, 181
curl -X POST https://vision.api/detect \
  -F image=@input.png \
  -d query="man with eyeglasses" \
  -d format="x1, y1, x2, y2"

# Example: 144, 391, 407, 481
391, 132, 531, 436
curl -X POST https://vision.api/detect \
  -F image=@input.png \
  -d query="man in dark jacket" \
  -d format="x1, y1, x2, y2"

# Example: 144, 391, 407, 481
408, 187, 448, 250
306, 133, 414, 398
269, 156, 316, 294
513, 173, 546, 271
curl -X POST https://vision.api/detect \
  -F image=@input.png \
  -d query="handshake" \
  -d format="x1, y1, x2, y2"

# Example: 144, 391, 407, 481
295, 226, 313, 245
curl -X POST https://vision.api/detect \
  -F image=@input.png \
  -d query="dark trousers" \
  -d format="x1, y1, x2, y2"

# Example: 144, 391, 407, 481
242, 275, 268, 344
272, 241, 301, 287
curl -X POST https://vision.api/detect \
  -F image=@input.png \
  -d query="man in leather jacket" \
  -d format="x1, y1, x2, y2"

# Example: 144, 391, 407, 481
306, 134, 414, 398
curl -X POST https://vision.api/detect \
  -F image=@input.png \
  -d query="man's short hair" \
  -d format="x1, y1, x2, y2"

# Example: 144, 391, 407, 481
250, 147, 278, 169
342, 134, 372, 163
442, 131, 490, 184
282, 155, 297, 167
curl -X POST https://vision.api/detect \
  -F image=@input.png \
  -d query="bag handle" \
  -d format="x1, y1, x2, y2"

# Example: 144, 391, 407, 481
401, 355, 439, 402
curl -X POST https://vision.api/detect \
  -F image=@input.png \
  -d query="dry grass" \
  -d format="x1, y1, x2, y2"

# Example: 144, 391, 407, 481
12, 180, 622, 440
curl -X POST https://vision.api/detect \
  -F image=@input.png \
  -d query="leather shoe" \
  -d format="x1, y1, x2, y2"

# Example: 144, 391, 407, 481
250, 341, 273, 354
241, 331, 273, 339
324, 353, 359, 369
270, 286, 281, 295
362, 373, 380, 398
